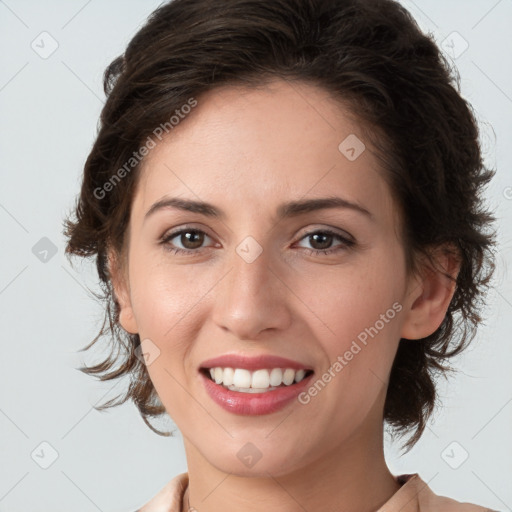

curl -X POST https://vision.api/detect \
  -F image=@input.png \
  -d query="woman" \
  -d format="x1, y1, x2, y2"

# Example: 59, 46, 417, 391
63, 0, 498, 510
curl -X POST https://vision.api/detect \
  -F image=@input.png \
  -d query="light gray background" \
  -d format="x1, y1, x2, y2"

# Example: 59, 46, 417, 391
0, 1, 511, 511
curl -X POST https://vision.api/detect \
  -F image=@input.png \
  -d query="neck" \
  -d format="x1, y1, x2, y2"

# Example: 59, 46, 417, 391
182, 406, 401, 512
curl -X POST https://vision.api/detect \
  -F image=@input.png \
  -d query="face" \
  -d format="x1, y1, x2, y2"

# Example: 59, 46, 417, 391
113, 79, 426, 477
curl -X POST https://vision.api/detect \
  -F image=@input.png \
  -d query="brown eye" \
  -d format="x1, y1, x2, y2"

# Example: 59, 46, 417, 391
178, 230, 205, 250
161, 228, 214, 254
296, 229, 355, 256
308, 232, 334, 250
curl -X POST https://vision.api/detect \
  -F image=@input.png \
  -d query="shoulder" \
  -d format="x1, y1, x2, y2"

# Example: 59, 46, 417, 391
403, 474, 498, 512
136, 472, 189, 512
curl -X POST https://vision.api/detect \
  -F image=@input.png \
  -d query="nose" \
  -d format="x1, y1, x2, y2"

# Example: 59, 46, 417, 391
210, 244, 293, 340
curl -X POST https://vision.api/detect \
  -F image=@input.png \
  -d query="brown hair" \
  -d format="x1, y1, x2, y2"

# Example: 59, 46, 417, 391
63, 0, 496, 452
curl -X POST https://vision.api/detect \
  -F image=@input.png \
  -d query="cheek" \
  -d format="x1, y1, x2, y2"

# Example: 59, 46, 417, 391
128, 263, 207, 420
302, 273, 404, 436
126, 259, 207, 392
301, 253, 405, 404
128, 252, 211, 337
305, 259, 403, 344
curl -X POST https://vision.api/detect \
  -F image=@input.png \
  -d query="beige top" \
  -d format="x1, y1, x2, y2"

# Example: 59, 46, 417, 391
136, 472, 496, 512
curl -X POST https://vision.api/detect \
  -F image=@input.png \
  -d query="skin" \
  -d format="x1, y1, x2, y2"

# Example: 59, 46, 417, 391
110, 79, 460, 512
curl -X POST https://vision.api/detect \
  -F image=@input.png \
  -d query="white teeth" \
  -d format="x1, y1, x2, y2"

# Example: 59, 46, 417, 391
227, 386, 275, 393
222, 367, 234, 386
214, 367, 223, 385
233, 369, 252, 388
294, 369, 306, 382
205, 367, 311, 390
269, 368, 282, 387
283, 368, 296, 385
251, 369, 270, 388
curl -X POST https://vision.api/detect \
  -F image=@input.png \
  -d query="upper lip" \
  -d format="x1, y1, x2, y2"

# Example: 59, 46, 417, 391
199, 354, 314, 372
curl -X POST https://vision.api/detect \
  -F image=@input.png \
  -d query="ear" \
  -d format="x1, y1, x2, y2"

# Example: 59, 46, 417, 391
108, 248, 139, 335
400, 245, 461, 340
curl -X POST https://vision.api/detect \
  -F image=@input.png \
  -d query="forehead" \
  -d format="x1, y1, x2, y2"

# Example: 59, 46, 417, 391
133, 79, 394, 224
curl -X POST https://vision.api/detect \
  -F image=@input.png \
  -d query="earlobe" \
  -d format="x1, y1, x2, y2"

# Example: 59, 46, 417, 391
118, 308, 139, 335
400, 247, 461, 340
108, 248, 139, 335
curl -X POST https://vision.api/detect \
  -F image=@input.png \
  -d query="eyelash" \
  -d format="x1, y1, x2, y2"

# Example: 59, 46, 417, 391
159, 226, 355, 256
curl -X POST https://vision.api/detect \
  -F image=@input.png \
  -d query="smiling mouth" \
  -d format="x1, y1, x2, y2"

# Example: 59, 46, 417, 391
200, 367, 315, 393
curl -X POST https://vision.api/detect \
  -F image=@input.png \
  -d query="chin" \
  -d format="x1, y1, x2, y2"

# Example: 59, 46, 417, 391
203, 444, 305, 479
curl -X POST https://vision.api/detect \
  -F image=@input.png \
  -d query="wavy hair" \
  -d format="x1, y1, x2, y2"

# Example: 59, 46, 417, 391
63, 0, 496, 452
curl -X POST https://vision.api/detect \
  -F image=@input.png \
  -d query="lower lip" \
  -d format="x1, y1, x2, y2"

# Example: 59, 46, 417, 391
199, 371, 314, 415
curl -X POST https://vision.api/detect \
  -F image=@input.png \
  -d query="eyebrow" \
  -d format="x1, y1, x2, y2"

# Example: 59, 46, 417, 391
144, 196, 374, 223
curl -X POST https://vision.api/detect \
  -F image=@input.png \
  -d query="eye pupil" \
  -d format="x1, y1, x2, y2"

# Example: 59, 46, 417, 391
310, 233, 332, 250
182, 230, 204, 249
